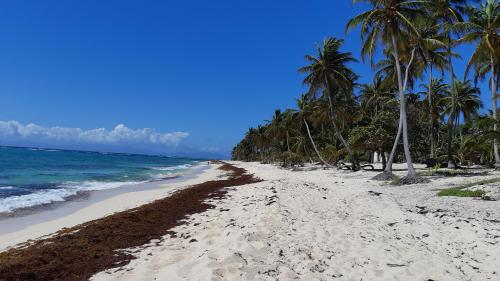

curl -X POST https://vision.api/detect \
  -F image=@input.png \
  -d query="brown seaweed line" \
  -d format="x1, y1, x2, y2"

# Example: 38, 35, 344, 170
0, 161, 261, 281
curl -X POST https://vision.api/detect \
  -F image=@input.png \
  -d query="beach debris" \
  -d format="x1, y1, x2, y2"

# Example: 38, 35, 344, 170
368, 191, 383, 196
386, 263, 407, 267
416, 206, 429, 214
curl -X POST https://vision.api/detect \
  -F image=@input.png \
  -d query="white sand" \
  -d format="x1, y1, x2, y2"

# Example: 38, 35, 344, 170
0, 164, 223, 252
91, 162, 500, 281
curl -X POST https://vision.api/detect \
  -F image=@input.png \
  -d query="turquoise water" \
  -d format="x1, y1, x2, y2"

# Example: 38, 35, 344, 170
0, 146, 203, 213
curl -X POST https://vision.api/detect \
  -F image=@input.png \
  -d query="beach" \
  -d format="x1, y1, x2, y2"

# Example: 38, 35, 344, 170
0, 161, 499, 280
2, 0, 499, 280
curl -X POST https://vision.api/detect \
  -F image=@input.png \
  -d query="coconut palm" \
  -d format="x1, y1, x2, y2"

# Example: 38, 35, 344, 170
375, 17, 442, 92
347, 0, 426, 182
358, 77, 396, 117
265, 110, 286, 151
423, 49, 449, 159
421, 79, 449, 158
284, 109, 297, 151
298, 37, 360, 170
374, 55, 421, 91
443, 80, 483, 128
424, 0, 466, 168
404, 17, 448, 160
460, 0, 500, 165
441, 80, 482, 165
296, 94, 331, 166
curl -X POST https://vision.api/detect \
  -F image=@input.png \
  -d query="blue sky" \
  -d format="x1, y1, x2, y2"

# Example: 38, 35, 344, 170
0, 0, 491, 158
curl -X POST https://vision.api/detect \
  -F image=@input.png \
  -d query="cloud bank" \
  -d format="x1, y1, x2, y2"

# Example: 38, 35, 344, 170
0, 121, 189, 147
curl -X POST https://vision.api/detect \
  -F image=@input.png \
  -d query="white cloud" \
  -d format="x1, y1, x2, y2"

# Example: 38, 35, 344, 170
0, 121, 189, 147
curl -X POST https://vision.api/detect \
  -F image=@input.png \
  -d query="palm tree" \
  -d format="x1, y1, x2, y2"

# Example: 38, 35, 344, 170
442, 80, 482, 165
460, 0, 500, 165
425, 0, 466, 168
374, 55, 421, 90
358, 77, 395, 116
264, 110, 286, 154
421, 79, 449, 158
347, 0, 426, 183
299, 37, 360, 170
252, 125, 271, 162
296, 95, 331, 166
423, 49, 449, 159
406, 18, 448, 161
443, 80, 483, 128
281, 109, 296, 152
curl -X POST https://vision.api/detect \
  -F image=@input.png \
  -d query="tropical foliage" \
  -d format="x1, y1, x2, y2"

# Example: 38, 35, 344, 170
232, 0, 500, 183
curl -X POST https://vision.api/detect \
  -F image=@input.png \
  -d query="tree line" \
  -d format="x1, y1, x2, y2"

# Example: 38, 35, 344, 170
232, 0, 499, 184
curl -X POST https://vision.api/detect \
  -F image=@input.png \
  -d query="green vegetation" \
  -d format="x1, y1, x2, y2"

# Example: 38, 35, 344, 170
437, 188, 485, 197
438, 177, 500, 197
232, 0, 500, 185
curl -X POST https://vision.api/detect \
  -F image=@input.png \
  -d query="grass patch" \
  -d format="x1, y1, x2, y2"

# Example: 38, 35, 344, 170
437, 177, 500, 198
437, 188, 485, 197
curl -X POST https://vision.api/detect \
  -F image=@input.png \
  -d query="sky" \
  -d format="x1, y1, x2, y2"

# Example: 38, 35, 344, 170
0, 0, 492, 159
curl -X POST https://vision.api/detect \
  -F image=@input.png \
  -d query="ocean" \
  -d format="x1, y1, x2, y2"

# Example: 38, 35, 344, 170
0, 146, 204, 213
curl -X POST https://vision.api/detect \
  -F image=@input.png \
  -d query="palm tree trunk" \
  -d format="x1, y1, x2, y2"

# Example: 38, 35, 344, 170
447, 42, 457, 169
286, 130, 291, 152
381, 149, 387, 171
384, 41, 416, 175
324, 79, 358, 170
428, 63, 435, 159
385, 105, 403, 173
304, 118, 331, 167
492, 56, 500, 166
326, 93, 359, 171
391, 33, 416, 177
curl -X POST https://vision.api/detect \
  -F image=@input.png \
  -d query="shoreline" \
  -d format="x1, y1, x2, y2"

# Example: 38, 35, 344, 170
0, 163, 214, 252
0, 162, 260, 280
1, 161, 499, 280
0, 164, 203, 221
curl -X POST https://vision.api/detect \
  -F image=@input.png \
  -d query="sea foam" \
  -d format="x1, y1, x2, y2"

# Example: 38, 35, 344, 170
0, 163, 201, 213
0, 181, 141, 213
0, 146, 202, 213
151, 164, 193, 171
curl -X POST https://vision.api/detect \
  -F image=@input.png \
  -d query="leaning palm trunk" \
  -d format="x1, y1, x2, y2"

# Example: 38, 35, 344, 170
304, 118, 331, 167
374, 45, 419, 181
492, 56, 500, 166
392, 37, 419, 181
375, 35, 423, 183
326, 93, 359, 171
382, 110, 403, 175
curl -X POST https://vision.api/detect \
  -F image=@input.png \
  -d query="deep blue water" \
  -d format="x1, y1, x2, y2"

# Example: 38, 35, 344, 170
0, 146, 203, 213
